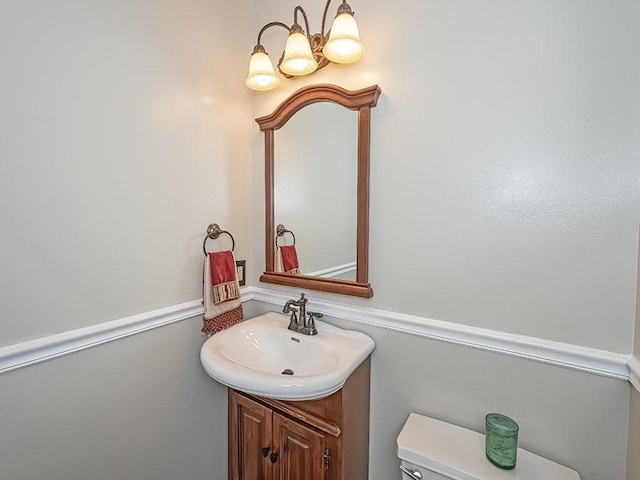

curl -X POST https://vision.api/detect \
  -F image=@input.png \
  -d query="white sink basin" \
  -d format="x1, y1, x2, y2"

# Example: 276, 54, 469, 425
200, 312, 375, 401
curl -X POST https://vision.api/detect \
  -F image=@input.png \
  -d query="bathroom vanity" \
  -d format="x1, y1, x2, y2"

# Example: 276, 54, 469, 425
200, 311, 375, 480
228, 357, 371, 480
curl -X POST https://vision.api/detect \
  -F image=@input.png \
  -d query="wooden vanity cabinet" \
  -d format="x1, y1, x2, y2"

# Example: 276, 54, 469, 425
228, 357, 371, 480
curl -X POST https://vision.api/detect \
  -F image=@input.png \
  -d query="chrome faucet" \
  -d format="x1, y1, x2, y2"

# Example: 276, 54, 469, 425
282, 293, 323, 335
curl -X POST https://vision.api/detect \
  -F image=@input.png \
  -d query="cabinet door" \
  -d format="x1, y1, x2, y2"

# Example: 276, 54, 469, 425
229, 391, 273, 480
272, 412, 326, 480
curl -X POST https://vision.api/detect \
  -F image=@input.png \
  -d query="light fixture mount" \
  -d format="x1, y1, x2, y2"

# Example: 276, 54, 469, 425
246, 0, 365, 90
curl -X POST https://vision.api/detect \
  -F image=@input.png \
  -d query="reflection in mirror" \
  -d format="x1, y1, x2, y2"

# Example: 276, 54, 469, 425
274, 102, 357, 281
258, 84, 381, 298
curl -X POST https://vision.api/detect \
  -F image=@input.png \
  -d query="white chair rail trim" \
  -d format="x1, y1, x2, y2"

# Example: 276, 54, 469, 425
244, 287, 631, 381
629, 356, 640, 393
0, 286, 632, 384
0, 299, 204, 375
305, 262, 357, 279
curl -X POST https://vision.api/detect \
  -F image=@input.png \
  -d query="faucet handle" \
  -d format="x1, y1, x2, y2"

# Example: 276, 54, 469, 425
286, 307, 298, 330
305, 311, 322, 336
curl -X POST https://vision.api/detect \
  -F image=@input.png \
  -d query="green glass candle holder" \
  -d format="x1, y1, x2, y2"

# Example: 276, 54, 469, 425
485, 413, 519, 469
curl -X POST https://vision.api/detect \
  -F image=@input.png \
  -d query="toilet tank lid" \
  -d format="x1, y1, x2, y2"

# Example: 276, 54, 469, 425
396, 413, 580, 480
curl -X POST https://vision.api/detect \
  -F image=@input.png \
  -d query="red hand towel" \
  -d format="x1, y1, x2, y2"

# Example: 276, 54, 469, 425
279, 245, 300, 275
202, 251, 243, 335
209, 251, 240, 304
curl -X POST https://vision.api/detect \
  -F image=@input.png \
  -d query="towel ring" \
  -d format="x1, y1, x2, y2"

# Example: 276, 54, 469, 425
275, 224, 296, 246
203, 223, 235, 254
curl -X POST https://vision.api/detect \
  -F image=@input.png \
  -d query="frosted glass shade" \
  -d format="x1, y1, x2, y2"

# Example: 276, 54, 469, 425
245, 50, 280, 91
280, 32, 318, 76
323, 13, 365, 64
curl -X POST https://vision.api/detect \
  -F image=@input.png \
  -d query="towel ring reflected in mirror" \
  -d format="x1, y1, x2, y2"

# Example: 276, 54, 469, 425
258, 84, 381, 298
202, 223, 236, 255
275, 224, 296, 246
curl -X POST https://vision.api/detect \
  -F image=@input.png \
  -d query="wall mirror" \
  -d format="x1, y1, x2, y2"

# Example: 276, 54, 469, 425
258, 84, 381, 298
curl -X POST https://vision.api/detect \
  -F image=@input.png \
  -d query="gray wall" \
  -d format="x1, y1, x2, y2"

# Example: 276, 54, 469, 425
250, 2, 640, 477
251, 0, 640, 353
0, 317, 228, 480
0, 0, 253, 347
0, 1, 250, 479
636, 239, 640, 359
247, 301, 628, 480
627, 239, 640, 480
629, 390, 640, 480
1, 1, 638, 480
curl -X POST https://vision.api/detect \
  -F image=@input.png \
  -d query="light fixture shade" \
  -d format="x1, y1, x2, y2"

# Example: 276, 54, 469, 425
245, 50, 280, 91
323, 13, 365, 64
280, 31, 318, 76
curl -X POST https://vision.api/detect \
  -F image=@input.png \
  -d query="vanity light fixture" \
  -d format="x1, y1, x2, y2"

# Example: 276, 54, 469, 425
245, 0, 365, 91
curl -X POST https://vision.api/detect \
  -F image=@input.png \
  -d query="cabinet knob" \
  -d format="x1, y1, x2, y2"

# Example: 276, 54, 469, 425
261, 447, 270, 457
270, 452, 279, 463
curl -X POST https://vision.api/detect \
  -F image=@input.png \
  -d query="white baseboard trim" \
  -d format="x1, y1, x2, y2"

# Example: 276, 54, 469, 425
629, 356, 640, 393
0, 300, 204, 375
0, 286, 632, 385
242, 286, 631, 381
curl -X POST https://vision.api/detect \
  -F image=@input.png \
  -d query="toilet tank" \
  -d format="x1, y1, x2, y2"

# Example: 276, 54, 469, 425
396, 413, 580, 480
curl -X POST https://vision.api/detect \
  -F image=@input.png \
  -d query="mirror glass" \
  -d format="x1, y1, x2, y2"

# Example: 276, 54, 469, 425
274, 102, 358, 281
258, 84, 380, 298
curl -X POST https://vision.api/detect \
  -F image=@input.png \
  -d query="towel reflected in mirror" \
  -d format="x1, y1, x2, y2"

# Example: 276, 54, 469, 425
276, 245, 301, 275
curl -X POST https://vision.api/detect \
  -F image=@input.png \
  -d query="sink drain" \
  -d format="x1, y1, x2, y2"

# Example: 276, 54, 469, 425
281, 369, 294, 375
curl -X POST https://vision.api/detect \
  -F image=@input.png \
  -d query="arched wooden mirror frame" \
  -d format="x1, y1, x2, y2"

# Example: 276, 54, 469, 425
258, 84, 381, 298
